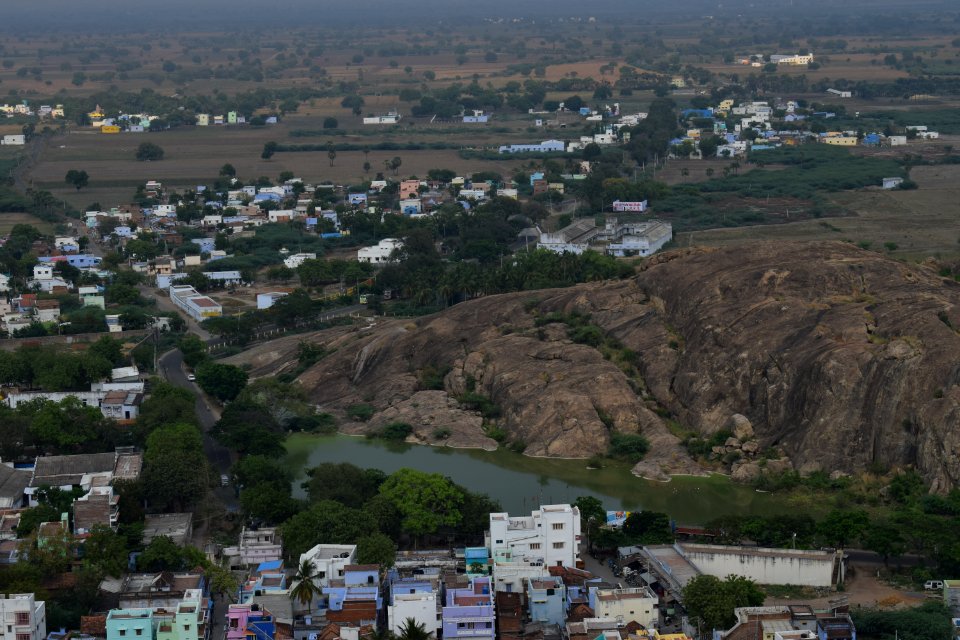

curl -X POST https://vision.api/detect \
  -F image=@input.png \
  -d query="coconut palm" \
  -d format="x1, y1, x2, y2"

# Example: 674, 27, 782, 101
397, 618, 432, 640
289, 559, 322, 614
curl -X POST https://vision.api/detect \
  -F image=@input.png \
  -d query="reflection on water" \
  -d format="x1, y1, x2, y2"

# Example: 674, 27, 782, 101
285, 433, 788, 524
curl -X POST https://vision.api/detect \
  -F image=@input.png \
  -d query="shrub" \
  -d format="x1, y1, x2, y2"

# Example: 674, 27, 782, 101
432, 428, 452, 440
379, 422, 413, 440
609, 433, 650, 462
346, 403, 376, 421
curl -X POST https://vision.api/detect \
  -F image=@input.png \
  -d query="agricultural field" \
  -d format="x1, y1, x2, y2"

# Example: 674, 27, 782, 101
679, 163, 960, 261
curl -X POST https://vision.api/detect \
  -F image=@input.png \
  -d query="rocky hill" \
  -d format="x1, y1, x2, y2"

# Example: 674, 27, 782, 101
258, 242, 960, 490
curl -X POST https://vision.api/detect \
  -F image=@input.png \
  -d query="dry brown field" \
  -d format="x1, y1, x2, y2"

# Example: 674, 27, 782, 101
679, 164, 960, 261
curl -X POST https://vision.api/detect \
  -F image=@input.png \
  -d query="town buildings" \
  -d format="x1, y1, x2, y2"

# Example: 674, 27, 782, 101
0, 594, 46, 640
537, 219, 673, 257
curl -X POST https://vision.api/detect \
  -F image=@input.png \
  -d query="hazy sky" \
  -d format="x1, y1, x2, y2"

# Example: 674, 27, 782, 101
2, 0, 952, 31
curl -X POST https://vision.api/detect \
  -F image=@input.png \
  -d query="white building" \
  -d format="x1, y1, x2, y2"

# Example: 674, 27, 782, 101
593, 587, 658, 629
488, 504, 581, 569
256, 292, 289, 309
0, 594, 46, 640
363, 112, 401, 125
169, 285, 222, 322
0, 275, 9, 293
357, 239, 403, 264
283, 253, 317, 269
387, 592, 440, 637
0, 135, 26, 146
223, 528, 284, 569
677, 543, 839, 587
298, 544, 357, 587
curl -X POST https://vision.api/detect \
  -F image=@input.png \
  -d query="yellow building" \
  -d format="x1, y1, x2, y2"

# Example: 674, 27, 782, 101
822, 136, 857, 146
100, 125, 120, 134
88, 104, 105, 119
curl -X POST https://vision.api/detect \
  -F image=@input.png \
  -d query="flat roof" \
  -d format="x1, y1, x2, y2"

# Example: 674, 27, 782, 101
190, 296, 220, 308
679, 543, 833, 562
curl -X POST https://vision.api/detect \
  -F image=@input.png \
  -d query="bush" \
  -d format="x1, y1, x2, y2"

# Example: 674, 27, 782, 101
608, 433, 650, 462
379, 422, 413, 440
432, 428, 452, 440
346, 403, 376, 421
135, 142, 164, 161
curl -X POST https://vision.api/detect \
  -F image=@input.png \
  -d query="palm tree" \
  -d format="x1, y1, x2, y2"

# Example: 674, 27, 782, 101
289, 559, 322, 616
397, 618, 431, 640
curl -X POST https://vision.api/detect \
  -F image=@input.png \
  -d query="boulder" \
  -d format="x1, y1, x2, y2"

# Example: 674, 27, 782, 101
730, 414, 754, 441
732, 462, 762, 483
764, 457, 794, 475
741, 440, 760, 454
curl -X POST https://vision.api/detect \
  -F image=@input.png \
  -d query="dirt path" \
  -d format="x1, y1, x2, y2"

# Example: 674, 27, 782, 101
765, 563, 927, 611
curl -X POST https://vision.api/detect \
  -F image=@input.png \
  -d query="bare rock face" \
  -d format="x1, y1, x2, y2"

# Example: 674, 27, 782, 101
286, 241, 960, 489
363, 390, 497, 450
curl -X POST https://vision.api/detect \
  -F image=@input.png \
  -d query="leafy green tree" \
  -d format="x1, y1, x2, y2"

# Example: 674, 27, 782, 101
280, 501, 378, 560
817, 508, 869, 548
623, 511, 674, 544
142, 423, 207, 510
84, 524, 128, 576
136, 382, 198, 435
261, 141, 278, 160
323, 117, 338, 129
378, 469, 464, 539
64, 169, 90, 191
220, 164, 237, 177
16, 504, 60, 537
135, 142, 164, 161
852, 601, 953, 640
683, 574, 765, 632
863, 519, 907, 566
240, 483, 300, 524
357, 533, 397, 568
195, 362, 248, 402
138, 535, 184, 571
305, 463, 386, 508
178, 334, 208, 368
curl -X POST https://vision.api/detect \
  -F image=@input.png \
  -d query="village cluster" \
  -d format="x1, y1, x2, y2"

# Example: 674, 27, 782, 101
0, 495, 877, 640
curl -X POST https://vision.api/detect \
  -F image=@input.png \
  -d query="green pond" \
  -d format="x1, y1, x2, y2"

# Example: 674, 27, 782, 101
284, 434, 791, 525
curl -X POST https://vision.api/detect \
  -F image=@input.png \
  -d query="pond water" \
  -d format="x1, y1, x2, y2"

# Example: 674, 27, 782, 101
285, 433, 789, 525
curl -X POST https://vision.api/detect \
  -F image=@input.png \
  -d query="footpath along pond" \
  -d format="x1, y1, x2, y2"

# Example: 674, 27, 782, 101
285, 433, 790, 525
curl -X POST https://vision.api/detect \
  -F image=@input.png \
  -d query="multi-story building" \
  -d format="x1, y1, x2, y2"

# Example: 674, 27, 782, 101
357, 239, 403, 264
224, 528, 283, 569
0, 594, 46, 640
299, 545, 357, 588
526, 577, 566, 627
591, 587, 658, 630
226, 604, 274, 640
386, 580, 439, 638
488, 504, 582, 569
441, 576, 494, 640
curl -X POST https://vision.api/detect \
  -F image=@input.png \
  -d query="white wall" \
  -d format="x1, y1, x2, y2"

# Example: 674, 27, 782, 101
680, 544, 835, 587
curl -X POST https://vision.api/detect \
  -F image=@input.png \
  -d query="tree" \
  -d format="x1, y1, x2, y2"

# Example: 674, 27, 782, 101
280, 501, 379, 560
322, 117, 339, 129
327, 143, 337, 167
397, 619, 431, 640
178, 334, 207, 369
64, 169, 89, 191
378, 468, 464, 540
817, 508, 869, 548
363, 161, 371, 174
220, 164, 237, 177
683, 574, 765, 633
357, 533, 397, 568
142, 423, 207, 510
135, 142, 164, 161
289, 559, 322, 613
139, 535, 185, 571
84, 524, 128, 576
863, 519, 906, 566
623, 511, 673, 544
261, 141, 278, 160
195, 362, 248, 402
305, 463, 386, 508
389, 156, 402, 176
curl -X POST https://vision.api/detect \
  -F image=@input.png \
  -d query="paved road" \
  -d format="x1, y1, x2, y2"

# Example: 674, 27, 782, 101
159, 348, 237, 510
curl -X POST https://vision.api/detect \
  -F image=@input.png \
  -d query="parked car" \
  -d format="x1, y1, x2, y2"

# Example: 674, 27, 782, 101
187, 373, 196, 381
925, 580, 944, 590
221, 474, 230, 487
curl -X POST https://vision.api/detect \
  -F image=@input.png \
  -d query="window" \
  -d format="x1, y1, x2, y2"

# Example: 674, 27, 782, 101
17, 634, 29, 640
15, 614, 29, 626
529, 543, 541, 550
552, 542, 564, 549
495, 539, 503, 544
184, 625, 191, 631
319, 571, 326, 579
551, 523, 564, 530
119, 631, 127, 637
135, 629, 143, 636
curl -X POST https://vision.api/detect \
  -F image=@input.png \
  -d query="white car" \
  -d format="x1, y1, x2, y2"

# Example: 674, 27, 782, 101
220, 474, 230, 487
925, 580, 944, 590
187, 373, 196, 381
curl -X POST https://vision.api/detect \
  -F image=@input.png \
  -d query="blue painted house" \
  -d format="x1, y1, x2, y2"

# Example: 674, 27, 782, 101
526, 577, 566, 627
